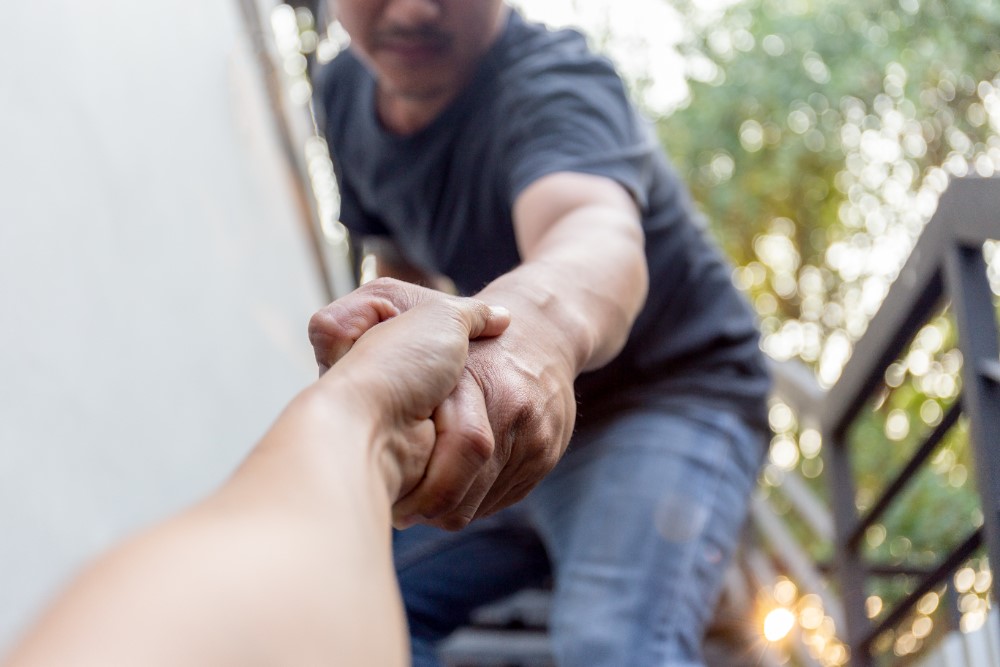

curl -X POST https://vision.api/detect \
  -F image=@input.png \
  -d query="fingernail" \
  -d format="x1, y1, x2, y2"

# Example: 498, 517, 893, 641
395, 515, 419, 530
488, 305, 510, 319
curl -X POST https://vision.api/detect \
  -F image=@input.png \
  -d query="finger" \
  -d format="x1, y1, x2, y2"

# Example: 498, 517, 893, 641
473, 429, 564, 520
393, 418, 437, 501
452, 298, 511, 341
425, 460, 500, 531
391, 371, 498, 529
307, 294, 399, 368
475, 477, 538, 520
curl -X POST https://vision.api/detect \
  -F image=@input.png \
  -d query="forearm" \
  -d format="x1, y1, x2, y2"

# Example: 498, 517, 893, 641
6, 383, 406, 667
478, 202, 647, 374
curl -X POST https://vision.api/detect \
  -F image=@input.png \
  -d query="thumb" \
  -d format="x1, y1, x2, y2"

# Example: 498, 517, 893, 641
454, 298, 511, 340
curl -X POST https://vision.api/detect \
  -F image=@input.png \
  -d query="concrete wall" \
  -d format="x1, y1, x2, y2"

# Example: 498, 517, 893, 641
0, 0, 329, 650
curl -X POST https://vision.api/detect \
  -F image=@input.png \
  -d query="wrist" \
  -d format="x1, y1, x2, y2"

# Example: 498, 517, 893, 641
287, 376, 395, 499
311, 371, 411, 501
476, 271, 593, 377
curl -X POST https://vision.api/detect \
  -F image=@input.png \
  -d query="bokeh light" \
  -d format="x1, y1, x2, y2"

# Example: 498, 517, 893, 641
764, 606, 797, 642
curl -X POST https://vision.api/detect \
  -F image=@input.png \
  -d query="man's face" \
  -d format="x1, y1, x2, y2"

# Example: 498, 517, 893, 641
337, 0, 506, 103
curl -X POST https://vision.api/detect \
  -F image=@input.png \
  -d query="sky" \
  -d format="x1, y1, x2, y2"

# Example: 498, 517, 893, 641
510, 0, 691, 113
510, 0, 737, 114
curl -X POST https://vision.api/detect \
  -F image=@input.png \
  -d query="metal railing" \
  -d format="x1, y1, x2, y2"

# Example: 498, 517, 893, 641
824, 177, 1000, 665
750, 176, 1000, 666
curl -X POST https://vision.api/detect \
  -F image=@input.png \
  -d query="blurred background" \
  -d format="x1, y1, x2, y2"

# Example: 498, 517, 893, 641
2, 0, 999, 665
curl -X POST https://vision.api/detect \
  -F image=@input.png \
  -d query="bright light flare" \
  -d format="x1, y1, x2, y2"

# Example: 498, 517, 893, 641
764, 607, 796, 642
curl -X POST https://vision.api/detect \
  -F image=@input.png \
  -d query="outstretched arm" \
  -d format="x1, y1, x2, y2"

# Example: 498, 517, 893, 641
458, 172, 647, 514
311, 171, 647, 529
4, 296, 509, 667
398, 172, 648, 525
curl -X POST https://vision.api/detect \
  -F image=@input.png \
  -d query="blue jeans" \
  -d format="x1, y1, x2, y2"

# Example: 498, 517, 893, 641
394, 402, 766, 666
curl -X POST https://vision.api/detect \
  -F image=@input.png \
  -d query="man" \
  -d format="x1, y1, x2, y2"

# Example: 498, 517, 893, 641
6, 293, 509, 667
310, 1, 771, 664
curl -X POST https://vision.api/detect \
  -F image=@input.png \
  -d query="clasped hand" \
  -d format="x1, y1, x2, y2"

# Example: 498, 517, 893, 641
309, 278, 578, 530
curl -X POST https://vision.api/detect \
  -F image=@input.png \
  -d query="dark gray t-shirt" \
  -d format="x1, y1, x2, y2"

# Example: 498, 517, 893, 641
316, 10, 770, 430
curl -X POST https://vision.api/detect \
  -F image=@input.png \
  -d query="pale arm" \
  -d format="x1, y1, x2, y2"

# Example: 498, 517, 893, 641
6, 387, 406, 667
5, 296, 510, 667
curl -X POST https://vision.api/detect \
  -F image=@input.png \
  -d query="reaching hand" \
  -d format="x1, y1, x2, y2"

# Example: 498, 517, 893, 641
309, 278, 577, 530
309, 284, 510, 501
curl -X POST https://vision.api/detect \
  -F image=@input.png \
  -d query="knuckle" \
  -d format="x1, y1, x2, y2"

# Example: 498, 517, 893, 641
460, 424, 495, 465
307, 305, 349, 343
418, 482, 466, 519
307, 293, 403, 363
435, 512, 474, 532
510, 399, 547, 444
306, 310, 345, 362
536, 414, 561, 448
534, 446, 561, 477
364, 276, 396, 292
460, 296, 492, 324
306, 309, 333, 343
364, 277, 407, 303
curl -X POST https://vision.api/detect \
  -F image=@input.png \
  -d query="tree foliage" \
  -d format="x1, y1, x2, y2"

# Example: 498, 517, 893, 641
662, 0, 1000, 381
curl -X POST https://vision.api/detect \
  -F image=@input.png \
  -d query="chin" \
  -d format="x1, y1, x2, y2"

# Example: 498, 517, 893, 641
387, 79, 454, 102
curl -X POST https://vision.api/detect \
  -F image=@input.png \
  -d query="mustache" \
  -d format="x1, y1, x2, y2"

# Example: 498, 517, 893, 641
373, 24, 452, 47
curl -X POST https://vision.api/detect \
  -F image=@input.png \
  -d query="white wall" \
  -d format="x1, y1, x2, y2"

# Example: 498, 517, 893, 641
0, 0, 330, 650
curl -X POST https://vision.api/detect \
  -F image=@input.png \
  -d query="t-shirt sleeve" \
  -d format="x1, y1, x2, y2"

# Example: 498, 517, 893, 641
501, 61, 656, 211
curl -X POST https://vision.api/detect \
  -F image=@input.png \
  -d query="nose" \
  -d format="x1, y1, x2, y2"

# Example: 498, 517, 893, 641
383, 0, 442, 27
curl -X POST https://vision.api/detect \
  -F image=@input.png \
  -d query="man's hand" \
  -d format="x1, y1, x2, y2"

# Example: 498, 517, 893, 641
309, 278, 576, 530
392, 301, 578, 530
310, 285, 510, 501
311, 173, 646, 530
